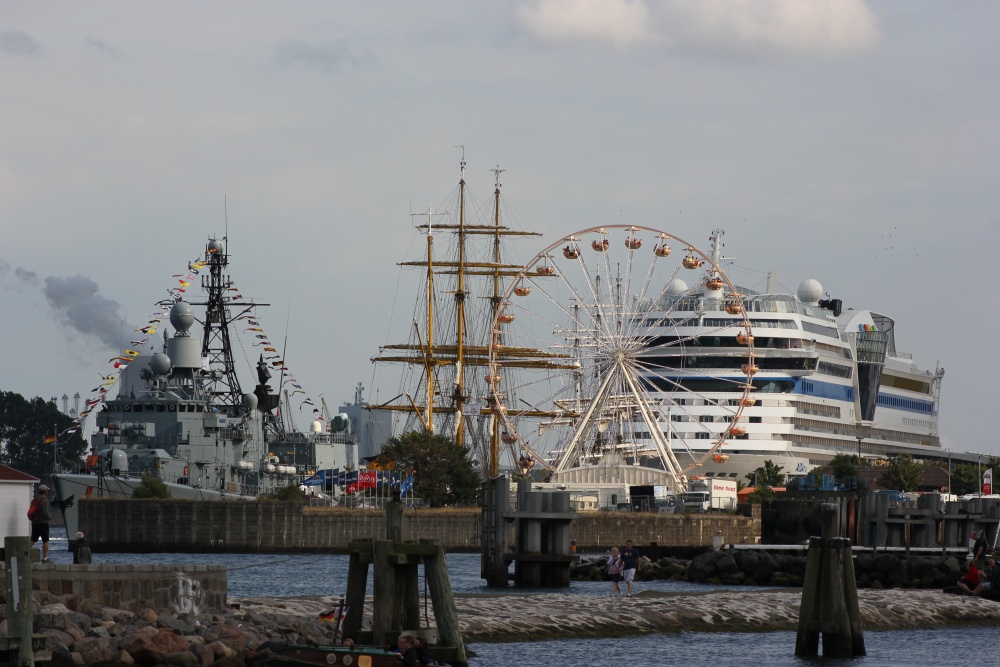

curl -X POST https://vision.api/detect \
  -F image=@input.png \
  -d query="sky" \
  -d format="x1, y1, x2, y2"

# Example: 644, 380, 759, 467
0, 1, 997, 456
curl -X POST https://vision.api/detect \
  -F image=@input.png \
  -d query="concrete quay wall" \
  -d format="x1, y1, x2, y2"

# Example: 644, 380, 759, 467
30, 563, 227, 614
79, 499, 759, 552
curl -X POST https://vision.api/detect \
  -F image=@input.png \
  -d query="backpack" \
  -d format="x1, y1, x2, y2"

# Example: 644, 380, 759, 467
27, 497, 40, 522
76, 545, 92, 565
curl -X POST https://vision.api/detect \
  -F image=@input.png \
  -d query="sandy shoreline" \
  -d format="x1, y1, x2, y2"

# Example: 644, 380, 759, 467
230, 588, 1000, 643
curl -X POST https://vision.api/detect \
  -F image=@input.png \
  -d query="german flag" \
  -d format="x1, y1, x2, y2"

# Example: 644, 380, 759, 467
43, 435, 56, 445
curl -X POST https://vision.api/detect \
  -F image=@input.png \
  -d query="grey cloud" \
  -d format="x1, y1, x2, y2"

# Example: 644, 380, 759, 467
15, 266, 38, 284
86, 37, 124, 60
42, 274, 135, 349
0, 30, 43, 56
274, 39, 372, 73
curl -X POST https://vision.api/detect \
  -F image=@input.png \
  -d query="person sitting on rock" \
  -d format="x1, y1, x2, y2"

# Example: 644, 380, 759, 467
973, 557, 1000, 596
956, 560, 981, 594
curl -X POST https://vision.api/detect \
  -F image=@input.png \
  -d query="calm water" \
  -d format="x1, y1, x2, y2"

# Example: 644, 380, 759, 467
47, 529, 1000, 665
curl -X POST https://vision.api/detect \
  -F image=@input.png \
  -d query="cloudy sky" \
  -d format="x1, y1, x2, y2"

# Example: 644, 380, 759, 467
1, 1, 997, 456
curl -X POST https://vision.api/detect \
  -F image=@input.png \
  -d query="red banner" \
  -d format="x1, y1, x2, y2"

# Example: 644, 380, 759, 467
346, 470, 377, 494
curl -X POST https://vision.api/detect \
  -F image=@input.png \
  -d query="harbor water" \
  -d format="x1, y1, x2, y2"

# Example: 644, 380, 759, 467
45, 529, 1000, 665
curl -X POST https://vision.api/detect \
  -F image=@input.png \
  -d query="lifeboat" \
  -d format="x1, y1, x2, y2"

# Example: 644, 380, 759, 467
514, 285, 531, 297
499, 313, 515, 324
726, 302, 743, 314
742, 397, 757, 407
654, 244, 671, 257
706, 277, 724, 290
501, 432, 517, 444
625, 237, 642, 250
537, 265, 556, 276
736, 332, 754, 345
682, 255, 702, 269
563, 246, 580, 259
742, 364, 759, 376
731, 426, 747, 437
592, 239, 609, 252
713, 453, 729, 463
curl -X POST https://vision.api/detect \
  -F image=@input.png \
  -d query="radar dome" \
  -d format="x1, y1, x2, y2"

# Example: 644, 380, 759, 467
150, 353, 172, 376
170, 301, 195, 333
797, 279, 823, 305
208, 239, 224, 254
241, 393, 259, 411
311, 420, 323, 433
666, 279, 688, 295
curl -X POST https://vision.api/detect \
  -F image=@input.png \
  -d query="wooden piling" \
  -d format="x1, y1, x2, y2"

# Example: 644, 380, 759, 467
3, 536, 36, 667
795, 503, 865, 658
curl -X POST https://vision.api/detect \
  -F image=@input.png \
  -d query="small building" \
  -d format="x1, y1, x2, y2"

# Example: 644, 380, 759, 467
0, 464, 39, 543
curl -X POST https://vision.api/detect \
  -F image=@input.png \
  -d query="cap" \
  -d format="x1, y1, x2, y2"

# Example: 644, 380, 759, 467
38, 484, 49, 492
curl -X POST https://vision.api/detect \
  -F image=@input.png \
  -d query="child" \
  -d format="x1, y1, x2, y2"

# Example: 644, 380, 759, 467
607, 547, 623, 597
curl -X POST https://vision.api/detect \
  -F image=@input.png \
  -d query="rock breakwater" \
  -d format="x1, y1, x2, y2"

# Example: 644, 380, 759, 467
5, 586, 1000, 666
572, 550, 977, 590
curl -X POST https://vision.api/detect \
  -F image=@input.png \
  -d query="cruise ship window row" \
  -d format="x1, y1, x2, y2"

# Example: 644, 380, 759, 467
880, 374, 932, 394
788, 401, 842, 419
876, 394, 934, 415
817, 361, 853, 379
781, 427, 939, 449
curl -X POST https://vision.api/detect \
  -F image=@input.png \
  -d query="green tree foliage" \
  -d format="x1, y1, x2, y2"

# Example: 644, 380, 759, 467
267, 484, 309, 504
877, 454, 924, 492
746, 459, 785, 488
378, 430, 481, 507
0, 390, 88, 479
951, 464, 980, 496
829, 454, 860, 481
131, 476, 172, 499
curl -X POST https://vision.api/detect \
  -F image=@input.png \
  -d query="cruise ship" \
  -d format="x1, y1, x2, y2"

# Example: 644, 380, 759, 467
488, 227, 944, 499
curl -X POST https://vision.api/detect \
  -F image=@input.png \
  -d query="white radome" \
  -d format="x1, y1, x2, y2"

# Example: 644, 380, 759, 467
797, 278, 823, 304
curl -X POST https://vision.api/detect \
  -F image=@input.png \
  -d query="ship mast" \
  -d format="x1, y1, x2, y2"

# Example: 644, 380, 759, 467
488, 165, 505, 477
453, 152, 468, 444
199, 238, 243, 412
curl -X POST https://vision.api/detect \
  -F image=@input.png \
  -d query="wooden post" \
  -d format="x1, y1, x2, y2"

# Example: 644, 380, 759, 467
371, 540, 398, 646
795, 503, 864, 658
341, 548, 370, 641
423, 546, 467, 667
386, 498, 404, 542
4, 536, 35, 667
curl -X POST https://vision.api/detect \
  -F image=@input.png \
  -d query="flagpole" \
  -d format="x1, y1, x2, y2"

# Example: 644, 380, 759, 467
53, 424, 58, 474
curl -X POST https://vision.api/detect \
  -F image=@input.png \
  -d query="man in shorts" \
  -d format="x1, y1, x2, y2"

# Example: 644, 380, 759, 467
30, 484, 52, 563
620, 539, 641, 597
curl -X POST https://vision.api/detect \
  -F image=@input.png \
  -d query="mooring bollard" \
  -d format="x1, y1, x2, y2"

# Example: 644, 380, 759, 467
794, 503, 866, 658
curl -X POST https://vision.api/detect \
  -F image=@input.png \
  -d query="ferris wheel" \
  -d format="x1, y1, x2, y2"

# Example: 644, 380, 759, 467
487, 225, 755, 492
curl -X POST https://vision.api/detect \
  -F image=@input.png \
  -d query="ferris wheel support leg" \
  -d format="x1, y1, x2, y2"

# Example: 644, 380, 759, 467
620, 368, 687, 493
551, 368, 619, 474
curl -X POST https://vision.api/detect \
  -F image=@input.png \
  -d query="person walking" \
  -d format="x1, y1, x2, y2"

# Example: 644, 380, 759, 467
607, 547, 623, 597
620, 539, 641, 598
29, 484, 52, 563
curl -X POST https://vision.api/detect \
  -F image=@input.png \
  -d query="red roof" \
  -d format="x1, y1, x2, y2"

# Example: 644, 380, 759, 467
0, 464, 39, 483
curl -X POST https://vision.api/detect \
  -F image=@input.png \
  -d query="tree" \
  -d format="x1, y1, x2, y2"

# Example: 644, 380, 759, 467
829, 454, 860, 481
377, 430, 481, 507
878, 454, 924, 492
746, 459, 785, 488
131, 476, 172, 499
267, 484, 309, 504
0, 390, 88, 479
951, 464, 980, 496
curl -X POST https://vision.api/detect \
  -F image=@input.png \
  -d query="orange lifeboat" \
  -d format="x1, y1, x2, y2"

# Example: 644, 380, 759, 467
742, 363, 759, 376
682, 254, 702, 269
706, 277, 724, 291
625, 237, 642, 250
654, 243, 671, 257
731, 426, 747, 437
514, 285, 531, 297
726, 302, 743, 314
713, 453, 729, 463
736, 332, 754, 345
499, 313, 515, 324
537, 265, 556, 276
741, 397, 757, 407
592, 239, 609, 252
563, 246, 580, 259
